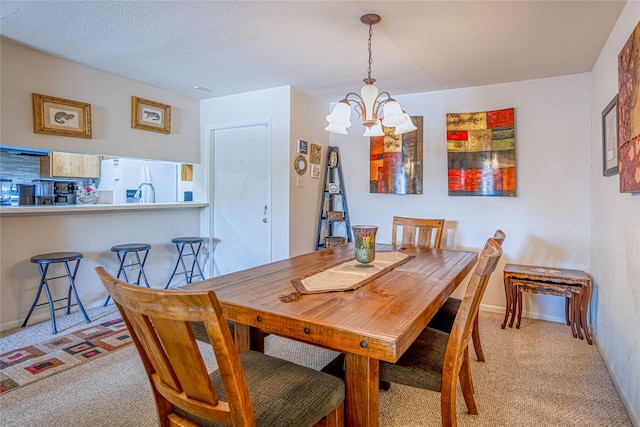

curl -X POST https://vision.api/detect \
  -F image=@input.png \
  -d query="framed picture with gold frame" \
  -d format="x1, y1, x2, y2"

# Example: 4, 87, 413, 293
131, 96, 171, 134
32, 93, 92, 139
310, 143, 322, 164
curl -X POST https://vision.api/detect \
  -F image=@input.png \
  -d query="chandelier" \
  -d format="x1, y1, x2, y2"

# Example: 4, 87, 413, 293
325, 13, 416, 137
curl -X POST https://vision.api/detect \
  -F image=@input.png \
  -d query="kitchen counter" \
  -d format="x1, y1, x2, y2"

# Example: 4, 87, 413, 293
0, 201, 208, 215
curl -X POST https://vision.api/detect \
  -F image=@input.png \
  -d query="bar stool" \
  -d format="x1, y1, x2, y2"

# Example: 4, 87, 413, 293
164, 237, 205, 289
22, 252, 91, 334
103, 243, 151, 306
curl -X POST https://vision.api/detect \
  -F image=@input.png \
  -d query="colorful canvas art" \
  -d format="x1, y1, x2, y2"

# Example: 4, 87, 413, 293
618, 21, 640, 193
369, 116, 423, 194
446, 108, 516, 196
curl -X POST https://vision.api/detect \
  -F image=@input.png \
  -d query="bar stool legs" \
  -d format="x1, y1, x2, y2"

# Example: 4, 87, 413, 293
22, 252, 91, 334
165, 237, 205, 289
104, 243, 151, 306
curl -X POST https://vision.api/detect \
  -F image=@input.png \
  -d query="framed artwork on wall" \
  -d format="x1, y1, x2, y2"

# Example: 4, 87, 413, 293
369, 116, 423, 194
617, 21, 640, 193
296, 139, 309, 154
310, 163, 321, 179
310, 143, 322, 164
446, 107, 516, 197
32, 93, 92, 139
602, 95, 619, 176
131, 96, 171, 134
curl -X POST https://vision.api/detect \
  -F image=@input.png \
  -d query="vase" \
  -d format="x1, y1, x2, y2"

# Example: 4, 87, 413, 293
352, 225, 378, 267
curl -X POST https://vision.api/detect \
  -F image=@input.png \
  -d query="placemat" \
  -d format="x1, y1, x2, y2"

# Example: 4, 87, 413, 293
289, 251, 413, 297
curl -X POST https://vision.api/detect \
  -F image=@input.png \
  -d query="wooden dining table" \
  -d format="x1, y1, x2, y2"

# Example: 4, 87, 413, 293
186, 243, 478, 426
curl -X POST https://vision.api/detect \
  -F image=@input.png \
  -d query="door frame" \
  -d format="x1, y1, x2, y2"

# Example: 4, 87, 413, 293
201, 119, 273, 278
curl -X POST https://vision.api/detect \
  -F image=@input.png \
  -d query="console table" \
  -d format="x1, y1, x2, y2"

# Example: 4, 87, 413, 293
502, 264, 592, 344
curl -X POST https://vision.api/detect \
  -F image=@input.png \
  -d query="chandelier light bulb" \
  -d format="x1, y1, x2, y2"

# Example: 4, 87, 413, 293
363, 121, 384, 137
394, 114, 417, 135
326, 100, 352, 129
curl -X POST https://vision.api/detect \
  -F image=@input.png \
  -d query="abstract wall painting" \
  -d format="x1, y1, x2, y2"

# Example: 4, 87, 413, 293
446, 108, 516, 197
618, 21, 640, 193
369, 116, 423, 194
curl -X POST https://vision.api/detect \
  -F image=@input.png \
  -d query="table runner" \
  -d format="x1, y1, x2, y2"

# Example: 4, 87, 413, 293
288, 251, 413, 299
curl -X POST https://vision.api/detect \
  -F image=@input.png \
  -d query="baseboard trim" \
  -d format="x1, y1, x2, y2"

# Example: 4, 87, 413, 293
479, 303, 566, 324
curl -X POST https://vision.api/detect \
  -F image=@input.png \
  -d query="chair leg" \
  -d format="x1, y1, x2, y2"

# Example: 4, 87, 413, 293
471, 314, 485, 362
22, 265, 48, 329
440, 362, 459, 427
65, 260, 91, 324
459, 349, 478, 415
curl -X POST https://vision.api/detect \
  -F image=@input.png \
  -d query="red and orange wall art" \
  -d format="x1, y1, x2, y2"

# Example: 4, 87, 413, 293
446, 108, 516, 197
618, 21, 640, 193
370, 116, 423, 194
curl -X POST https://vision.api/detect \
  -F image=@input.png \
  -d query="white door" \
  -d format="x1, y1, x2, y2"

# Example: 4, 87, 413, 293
212, 123, 271, 276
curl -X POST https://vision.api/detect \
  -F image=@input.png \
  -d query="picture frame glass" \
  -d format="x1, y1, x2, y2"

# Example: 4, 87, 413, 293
45, 103, 83, 130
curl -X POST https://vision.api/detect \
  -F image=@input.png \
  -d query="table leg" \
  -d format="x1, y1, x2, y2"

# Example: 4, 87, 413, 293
515, 285, 523, 329
574, 293, 583, 340
233, 323, 251, 352
344, 353, 379, 427
569, 295, 579, 338
502, 275, 512, 329
581, 283, 593, 345
565, 297, 571, 326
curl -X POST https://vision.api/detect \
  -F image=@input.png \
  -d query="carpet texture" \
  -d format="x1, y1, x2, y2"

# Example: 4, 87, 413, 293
0, 308, 632, 426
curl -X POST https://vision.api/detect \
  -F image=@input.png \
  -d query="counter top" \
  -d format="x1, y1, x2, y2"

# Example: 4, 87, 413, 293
0, 201, 209, 216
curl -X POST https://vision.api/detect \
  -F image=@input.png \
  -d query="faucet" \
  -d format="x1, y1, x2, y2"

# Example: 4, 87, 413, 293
133, 182, 155, 203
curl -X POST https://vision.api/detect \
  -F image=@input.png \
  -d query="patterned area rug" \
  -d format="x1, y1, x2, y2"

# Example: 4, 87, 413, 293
0, 318, 132, 394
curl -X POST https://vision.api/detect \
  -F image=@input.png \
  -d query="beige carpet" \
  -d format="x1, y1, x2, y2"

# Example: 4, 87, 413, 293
0, 307, 632, 426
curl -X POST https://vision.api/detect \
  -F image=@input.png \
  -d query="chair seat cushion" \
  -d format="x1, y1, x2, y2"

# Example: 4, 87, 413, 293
427, 297, 461, 333
176, 350, 345, 427
380, 327, 449, 392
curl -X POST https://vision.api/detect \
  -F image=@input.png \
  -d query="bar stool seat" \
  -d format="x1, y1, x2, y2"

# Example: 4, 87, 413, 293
22, 251, 91, 334
104, 243, 151, 306
164, 237, 205, 289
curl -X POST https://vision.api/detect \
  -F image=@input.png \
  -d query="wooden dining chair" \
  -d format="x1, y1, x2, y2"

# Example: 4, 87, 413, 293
392, 216, 445, 248
96, 267, 345, 427
428, 230, 506, 362
379, 238, 503, 427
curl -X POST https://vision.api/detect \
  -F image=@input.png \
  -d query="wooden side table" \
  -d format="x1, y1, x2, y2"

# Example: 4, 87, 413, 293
502, 264, 592, 344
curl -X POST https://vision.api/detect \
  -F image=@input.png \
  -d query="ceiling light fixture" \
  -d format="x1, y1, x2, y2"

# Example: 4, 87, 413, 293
326, 13, 416, 137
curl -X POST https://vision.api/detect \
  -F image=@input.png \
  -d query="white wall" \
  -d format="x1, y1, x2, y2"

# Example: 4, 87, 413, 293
590, 4, 640, 423
331, 74, 592, 322
1, 38, 200, 163
289, 87, 330, 256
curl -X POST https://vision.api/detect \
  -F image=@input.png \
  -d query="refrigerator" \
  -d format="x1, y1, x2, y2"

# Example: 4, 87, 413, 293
99, 158, 178, 204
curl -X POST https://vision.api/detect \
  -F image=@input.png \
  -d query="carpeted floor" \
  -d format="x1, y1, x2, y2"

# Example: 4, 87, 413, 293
0, 307, 632, 426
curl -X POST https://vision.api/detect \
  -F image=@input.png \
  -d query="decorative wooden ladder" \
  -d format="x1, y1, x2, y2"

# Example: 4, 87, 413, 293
315, 146, 352, 250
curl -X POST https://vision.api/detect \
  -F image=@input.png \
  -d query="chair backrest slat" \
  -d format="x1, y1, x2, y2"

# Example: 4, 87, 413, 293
392, 217, 445, 249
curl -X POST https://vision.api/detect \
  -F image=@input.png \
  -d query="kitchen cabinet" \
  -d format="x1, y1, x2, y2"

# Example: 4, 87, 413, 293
40, 152, 101, 179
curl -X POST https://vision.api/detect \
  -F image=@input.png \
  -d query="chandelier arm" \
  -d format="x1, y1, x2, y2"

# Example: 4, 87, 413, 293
342, 92, 367, 119
371, 92, 393, 119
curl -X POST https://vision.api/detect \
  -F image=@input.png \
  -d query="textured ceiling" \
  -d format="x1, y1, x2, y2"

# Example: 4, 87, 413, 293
0, 1, 627, 101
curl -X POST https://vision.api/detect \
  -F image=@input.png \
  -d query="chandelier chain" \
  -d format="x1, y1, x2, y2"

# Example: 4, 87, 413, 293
367, 24, 373, 80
